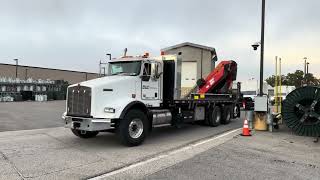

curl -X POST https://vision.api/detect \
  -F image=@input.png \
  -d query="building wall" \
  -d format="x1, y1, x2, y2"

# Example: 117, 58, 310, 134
0, 64, 98, 84
163, 46, 214, 79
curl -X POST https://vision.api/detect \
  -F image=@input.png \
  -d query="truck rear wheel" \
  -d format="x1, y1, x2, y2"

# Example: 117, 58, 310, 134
116, 109, 148, 146
208, 106, 221, 127
221, 106, 232, 124
233, 105, 240, 118
71, 129, 99, 138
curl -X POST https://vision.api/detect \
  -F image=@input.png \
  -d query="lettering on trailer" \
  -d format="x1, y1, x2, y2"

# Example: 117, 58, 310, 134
206, 78, 215, 89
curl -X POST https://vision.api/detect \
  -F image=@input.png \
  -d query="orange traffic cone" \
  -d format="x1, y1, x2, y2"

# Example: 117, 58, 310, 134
241, 119, 251, 136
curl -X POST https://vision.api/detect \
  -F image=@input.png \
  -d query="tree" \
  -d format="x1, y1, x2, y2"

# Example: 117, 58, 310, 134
265, 70, 319, 88
265, 75, 287, 87
305, 73, 320, 86
286, 70, 304, 87
265, 75, 275, 87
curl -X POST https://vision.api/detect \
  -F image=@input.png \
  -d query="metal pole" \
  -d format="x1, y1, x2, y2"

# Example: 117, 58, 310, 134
259, 0, 265, 96
279, 58, 282, 113
14, 59, 18, 78
200, 49, 203, 78
303, 57, 307, 77
25, 68, 28, 80
99, 60, 101, 77
275, 56, 278, 113
306, 62, 310, 85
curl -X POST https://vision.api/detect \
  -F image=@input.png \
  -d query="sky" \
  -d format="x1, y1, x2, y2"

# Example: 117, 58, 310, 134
0, 0, 319, 82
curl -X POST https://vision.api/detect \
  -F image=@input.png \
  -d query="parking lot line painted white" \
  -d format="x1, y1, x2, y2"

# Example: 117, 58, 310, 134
89, 128, 241, 180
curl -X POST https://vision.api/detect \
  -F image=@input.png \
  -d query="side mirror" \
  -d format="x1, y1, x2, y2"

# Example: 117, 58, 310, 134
141, 75, 150, 81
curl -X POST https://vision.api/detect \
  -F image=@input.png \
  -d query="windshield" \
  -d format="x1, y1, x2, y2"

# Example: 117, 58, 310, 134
108, 61, 141, 76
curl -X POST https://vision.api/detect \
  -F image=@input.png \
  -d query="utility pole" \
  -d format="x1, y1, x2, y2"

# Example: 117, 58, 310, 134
306, 62, 310, 85
259, 0, 266, 96
279, 58, 282, 114
13, 59, 18, 79
275, 56, 278, 113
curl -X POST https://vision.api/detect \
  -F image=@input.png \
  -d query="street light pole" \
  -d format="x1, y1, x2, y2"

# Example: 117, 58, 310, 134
303, 57, 307, 77
306, 62, 310, 85
99, 60, 102, 77
13, 59, 18, 79
259, 0, 265, 96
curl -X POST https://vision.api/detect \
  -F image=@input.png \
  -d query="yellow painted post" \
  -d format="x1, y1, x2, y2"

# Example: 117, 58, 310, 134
274, 56, 278, 113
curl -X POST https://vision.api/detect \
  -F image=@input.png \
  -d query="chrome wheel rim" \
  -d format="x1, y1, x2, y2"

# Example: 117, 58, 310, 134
128, 118, 143, 139
234, 106, 239, 117
215, 111, 221, 123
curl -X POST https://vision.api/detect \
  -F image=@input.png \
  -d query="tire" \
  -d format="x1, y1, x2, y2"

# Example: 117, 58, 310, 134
208, 106, 221, 127
116, 109, 148, 146
233, 105, 240, 118
71, 129, 99, 138
221, 106, 232, 124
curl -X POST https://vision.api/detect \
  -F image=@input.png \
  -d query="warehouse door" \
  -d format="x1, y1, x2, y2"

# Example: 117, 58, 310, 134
181, 62, 197, 87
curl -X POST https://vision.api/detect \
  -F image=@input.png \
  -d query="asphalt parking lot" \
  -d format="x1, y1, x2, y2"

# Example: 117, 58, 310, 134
0, 101, 65, 132
0, 101, 243, 179
2, 101, 318, 180
145, 127, 320, 180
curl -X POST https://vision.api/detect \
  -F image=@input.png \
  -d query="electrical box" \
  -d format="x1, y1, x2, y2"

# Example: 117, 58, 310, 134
254, 96, 268, 112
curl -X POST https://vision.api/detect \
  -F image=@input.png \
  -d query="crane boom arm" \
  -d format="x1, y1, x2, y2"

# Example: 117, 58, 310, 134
197, 60, 237, 94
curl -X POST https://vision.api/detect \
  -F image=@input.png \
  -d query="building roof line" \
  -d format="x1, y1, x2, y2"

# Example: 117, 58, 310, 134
0, 63, 98, 75
161, 42, 216, 52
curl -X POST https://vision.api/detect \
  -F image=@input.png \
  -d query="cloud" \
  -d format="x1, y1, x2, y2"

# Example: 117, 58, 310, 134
0, 0, 319, 81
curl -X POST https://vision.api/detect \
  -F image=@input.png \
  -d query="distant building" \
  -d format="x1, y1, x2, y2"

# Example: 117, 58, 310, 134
0, 63, 98, 84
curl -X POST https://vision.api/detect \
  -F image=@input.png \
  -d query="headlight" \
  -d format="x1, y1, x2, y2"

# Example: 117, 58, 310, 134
104, 107, 115, 113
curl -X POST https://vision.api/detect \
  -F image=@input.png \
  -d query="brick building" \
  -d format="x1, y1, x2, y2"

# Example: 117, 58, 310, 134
0, 63, 98, 84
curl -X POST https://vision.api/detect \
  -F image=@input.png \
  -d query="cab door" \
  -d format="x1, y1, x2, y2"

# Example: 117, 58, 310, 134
141, 61, 161, 102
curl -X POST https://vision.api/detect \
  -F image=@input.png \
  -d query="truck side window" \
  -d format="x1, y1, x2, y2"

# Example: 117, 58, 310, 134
143, 63, 151, 76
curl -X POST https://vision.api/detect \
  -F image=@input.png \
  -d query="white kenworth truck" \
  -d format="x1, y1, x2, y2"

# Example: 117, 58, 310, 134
62, 53, 240, 146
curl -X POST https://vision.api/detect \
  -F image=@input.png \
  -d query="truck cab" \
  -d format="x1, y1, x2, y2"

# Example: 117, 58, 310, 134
63, 55, 167, 145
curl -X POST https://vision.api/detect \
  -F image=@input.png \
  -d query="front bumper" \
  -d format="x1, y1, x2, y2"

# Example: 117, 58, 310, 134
62, 114, 114, 131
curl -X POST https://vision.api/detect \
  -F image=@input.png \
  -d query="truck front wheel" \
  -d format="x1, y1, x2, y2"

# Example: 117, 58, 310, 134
71, 129, 99, 138
116, 109, 148, 146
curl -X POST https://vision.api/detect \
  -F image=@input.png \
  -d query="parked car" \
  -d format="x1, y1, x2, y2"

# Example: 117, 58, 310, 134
241, 97, 254, 110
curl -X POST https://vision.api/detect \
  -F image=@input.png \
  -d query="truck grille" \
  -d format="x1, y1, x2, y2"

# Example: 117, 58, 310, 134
67, 86, 91, 117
